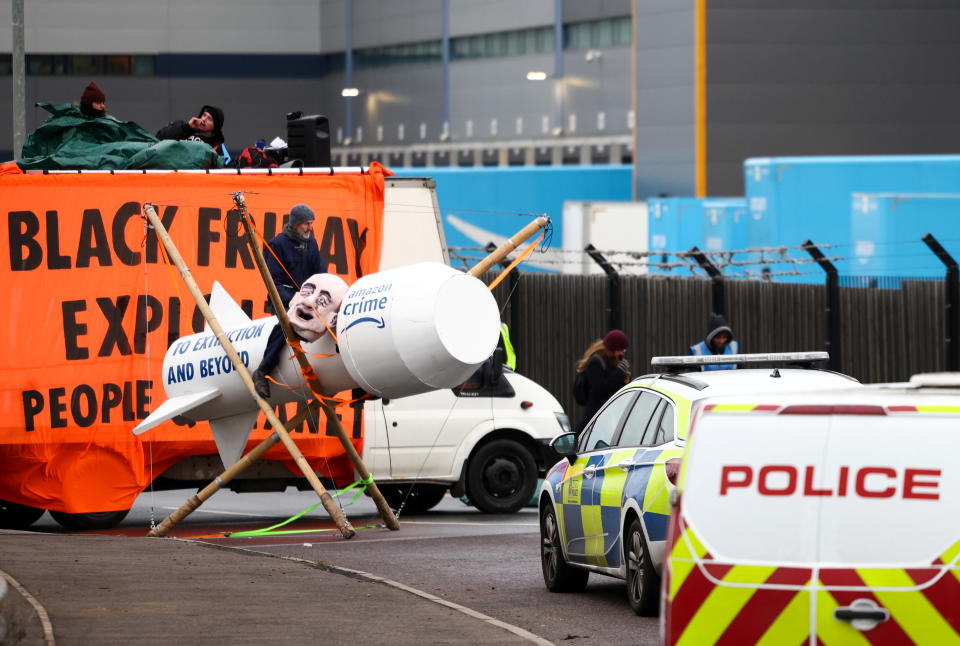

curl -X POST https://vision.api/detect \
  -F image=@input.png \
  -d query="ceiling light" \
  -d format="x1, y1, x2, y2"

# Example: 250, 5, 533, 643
526, 71, 547, 81
341, 88, 359, 97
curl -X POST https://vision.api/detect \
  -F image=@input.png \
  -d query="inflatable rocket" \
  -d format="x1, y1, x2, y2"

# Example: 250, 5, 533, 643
132, 262, 501, 467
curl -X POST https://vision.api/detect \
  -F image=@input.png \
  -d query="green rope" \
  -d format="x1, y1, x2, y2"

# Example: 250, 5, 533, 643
225, 474, 376, 538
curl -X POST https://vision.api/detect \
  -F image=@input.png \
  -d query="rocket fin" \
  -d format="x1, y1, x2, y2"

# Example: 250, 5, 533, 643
209, 411, 260, 468
132, 388, 221, 435
204, 281, 252, 333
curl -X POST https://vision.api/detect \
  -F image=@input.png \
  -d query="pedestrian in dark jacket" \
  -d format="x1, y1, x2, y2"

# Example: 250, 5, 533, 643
574, 329, 631, 435
156, 105, 226, 155
264, 204, 326, 310
688, 313, 739, 370
252, 204, 328, 398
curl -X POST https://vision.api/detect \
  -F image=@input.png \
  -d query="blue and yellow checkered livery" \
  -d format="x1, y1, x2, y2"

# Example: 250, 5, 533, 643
545, 446, 682, 569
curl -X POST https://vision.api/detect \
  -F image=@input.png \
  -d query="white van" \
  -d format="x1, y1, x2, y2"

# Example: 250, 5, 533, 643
364, 358, 570, 514
662, 374, 960, 645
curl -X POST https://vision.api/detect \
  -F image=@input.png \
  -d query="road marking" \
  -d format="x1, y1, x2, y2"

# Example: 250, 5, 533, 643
195, 540, 553, 646
1, 568, 56, 645
401, 520, 537, 527
161, 506, 270, 517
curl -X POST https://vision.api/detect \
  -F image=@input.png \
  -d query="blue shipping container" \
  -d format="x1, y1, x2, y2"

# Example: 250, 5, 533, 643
744, 155, 960, 279
849, 193, 960, 279
646, 197, 747, 275
394, 165, 632, 271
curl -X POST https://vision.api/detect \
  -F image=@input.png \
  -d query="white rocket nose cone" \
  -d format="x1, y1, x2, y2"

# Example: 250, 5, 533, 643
434, 273, 500, 365
337, 262, 501, 398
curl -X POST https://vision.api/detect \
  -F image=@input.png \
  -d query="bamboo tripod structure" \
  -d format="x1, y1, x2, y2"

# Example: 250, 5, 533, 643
467, 216, 549, 277
142, 203, 356, 539
143, 197, 550, 538
231, 192, 400, 531
147, 402, 318, 537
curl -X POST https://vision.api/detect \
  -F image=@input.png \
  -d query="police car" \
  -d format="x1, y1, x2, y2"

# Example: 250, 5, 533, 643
538, 352, 860, 616
661, 373, 960, 644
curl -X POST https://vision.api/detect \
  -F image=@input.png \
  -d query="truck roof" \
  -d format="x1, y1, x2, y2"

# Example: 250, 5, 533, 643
700, 380, 960, 412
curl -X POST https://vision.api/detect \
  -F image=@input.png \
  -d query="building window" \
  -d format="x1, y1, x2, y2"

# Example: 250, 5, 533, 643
564, 17, 631, 51
0, 53, 159, 76
355, 39, 442, 70
452, 26, 554, 60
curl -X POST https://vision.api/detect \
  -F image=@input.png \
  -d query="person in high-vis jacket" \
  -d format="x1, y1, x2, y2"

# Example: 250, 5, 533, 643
689, 313, 739, 370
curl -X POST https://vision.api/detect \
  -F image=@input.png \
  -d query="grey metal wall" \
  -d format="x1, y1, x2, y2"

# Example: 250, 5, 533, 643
493, 272, 947, 423
0, 0, 633, 157
5, 0, 959, 197
707, 0, 960, 195
633, 0, 696, 200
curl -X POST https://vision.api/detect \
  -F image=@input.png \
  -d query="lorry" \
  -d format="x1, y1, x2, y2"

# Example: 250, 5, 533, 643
0, 169, 569, 530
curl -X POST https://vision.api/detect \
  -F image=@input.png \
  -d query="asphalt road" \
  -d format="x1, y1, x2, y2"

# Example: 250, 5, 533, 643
29, 488, 659, 645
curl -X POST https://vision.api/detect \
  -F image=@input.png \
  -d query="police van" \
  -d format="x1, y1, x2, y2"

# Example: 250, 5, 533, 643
538, 352, 860, 616
662, 373, 960, 644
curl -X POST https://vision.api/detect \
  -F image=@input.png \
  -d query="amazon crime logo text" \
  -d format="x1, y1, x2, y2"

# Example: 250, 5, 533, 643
342, 282, 393, 317
719, 465, 941, 500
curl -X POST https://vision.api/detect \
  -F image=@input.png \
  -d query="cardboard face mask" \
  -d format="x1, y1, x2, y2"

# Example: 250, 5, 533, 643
287, 273, 349, 342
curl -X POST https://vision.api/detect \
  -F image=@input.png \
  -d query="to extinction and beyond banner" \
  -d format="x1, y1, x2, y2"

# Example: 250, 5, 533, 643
0, 166, 388, 513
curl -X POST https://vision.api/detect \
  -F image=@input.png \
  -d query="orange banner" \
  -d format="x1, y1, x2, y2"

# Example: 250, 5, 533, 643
0, 166, 389, 513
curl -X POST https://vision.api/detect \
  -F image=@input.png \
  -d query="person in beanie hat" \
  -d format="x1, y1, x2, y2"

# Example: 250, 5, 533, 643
288, 204, 315, 228
78, 81, 106, 118
156, 104, 226, 156
251, 203, 327, 398
573, 329, 632, 435
688, 313, 740, 370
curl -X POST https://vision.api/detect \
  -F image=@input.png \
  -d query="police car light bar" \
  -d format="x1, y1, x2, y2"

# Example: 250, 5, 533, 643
651, 352, 830, 368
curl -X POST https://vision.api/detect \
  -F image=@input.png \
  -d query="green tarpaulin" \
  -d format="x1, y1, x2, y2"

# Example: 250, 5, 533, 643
17, 103, 224, 171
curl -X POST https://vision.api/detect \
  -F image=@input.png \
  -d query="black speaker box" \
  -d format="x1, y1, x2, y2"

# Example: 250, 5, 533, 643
286, 114, 331, 167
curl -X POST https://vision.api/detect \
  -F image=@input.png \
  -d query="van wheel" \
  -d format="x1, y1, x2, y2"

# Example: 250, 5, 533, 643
466, 439, 537, 514
626, 517, 660, 616
0, 499, 45, 529
377, 484, 447, 514
50, 509, 130, 531
540, 505, 589, 592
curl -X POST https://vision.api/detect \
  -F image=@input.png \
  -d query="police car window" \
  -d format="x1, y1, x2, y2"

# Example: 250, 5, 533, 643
580, 391, 636, 452
654, 403, 675, 445
616, 392, 661, 448
640, 400, 667, 446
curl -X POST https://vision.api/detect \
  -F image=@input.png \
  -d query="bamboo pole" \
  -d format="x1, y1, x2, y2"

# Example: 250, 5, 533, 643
467, 215, 550, 277
231, 193, 400, 531
147, 402, 319, 538
142, 203, 356, 539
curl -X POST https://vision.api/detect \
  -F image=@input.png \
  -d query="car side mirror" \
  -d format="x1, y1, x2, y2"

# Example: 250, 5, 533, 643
549, 432, 578, 464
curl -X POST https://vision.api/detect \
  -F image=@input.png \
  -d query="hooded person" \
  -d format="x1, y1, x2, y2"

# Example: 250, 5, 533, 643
688, 313, 739, 370
156, 104, 226, 155
79, 81, 106, 118
251, 204, 328, 398
573, 329, 632, 435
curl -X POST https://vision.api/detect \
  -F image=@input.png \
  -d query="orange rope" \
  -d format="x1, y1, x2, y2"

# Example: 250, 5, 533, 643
487, 231, 544, 290
241, 207, 340, 343
243, 210, 303, 299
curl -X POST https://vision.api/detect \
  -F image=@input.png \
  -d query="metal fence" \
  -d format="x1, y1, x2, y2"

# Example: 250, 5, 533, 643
485, 271, 952, 423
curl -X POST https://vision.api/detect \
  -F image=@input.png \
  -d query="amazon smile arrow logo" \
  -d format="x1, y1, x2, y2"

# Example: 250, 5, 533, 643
343, 316, 386, 332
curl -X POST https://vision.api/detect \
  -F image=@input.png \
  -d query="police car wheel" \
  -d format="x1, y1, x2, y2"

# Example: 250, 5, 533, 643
0, 499, 45, 529
540, 505, 589, 592
377, 484, 448, 514
625, 517, 660, 616
466, 439, 538, 514
49, 509, 130, 531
